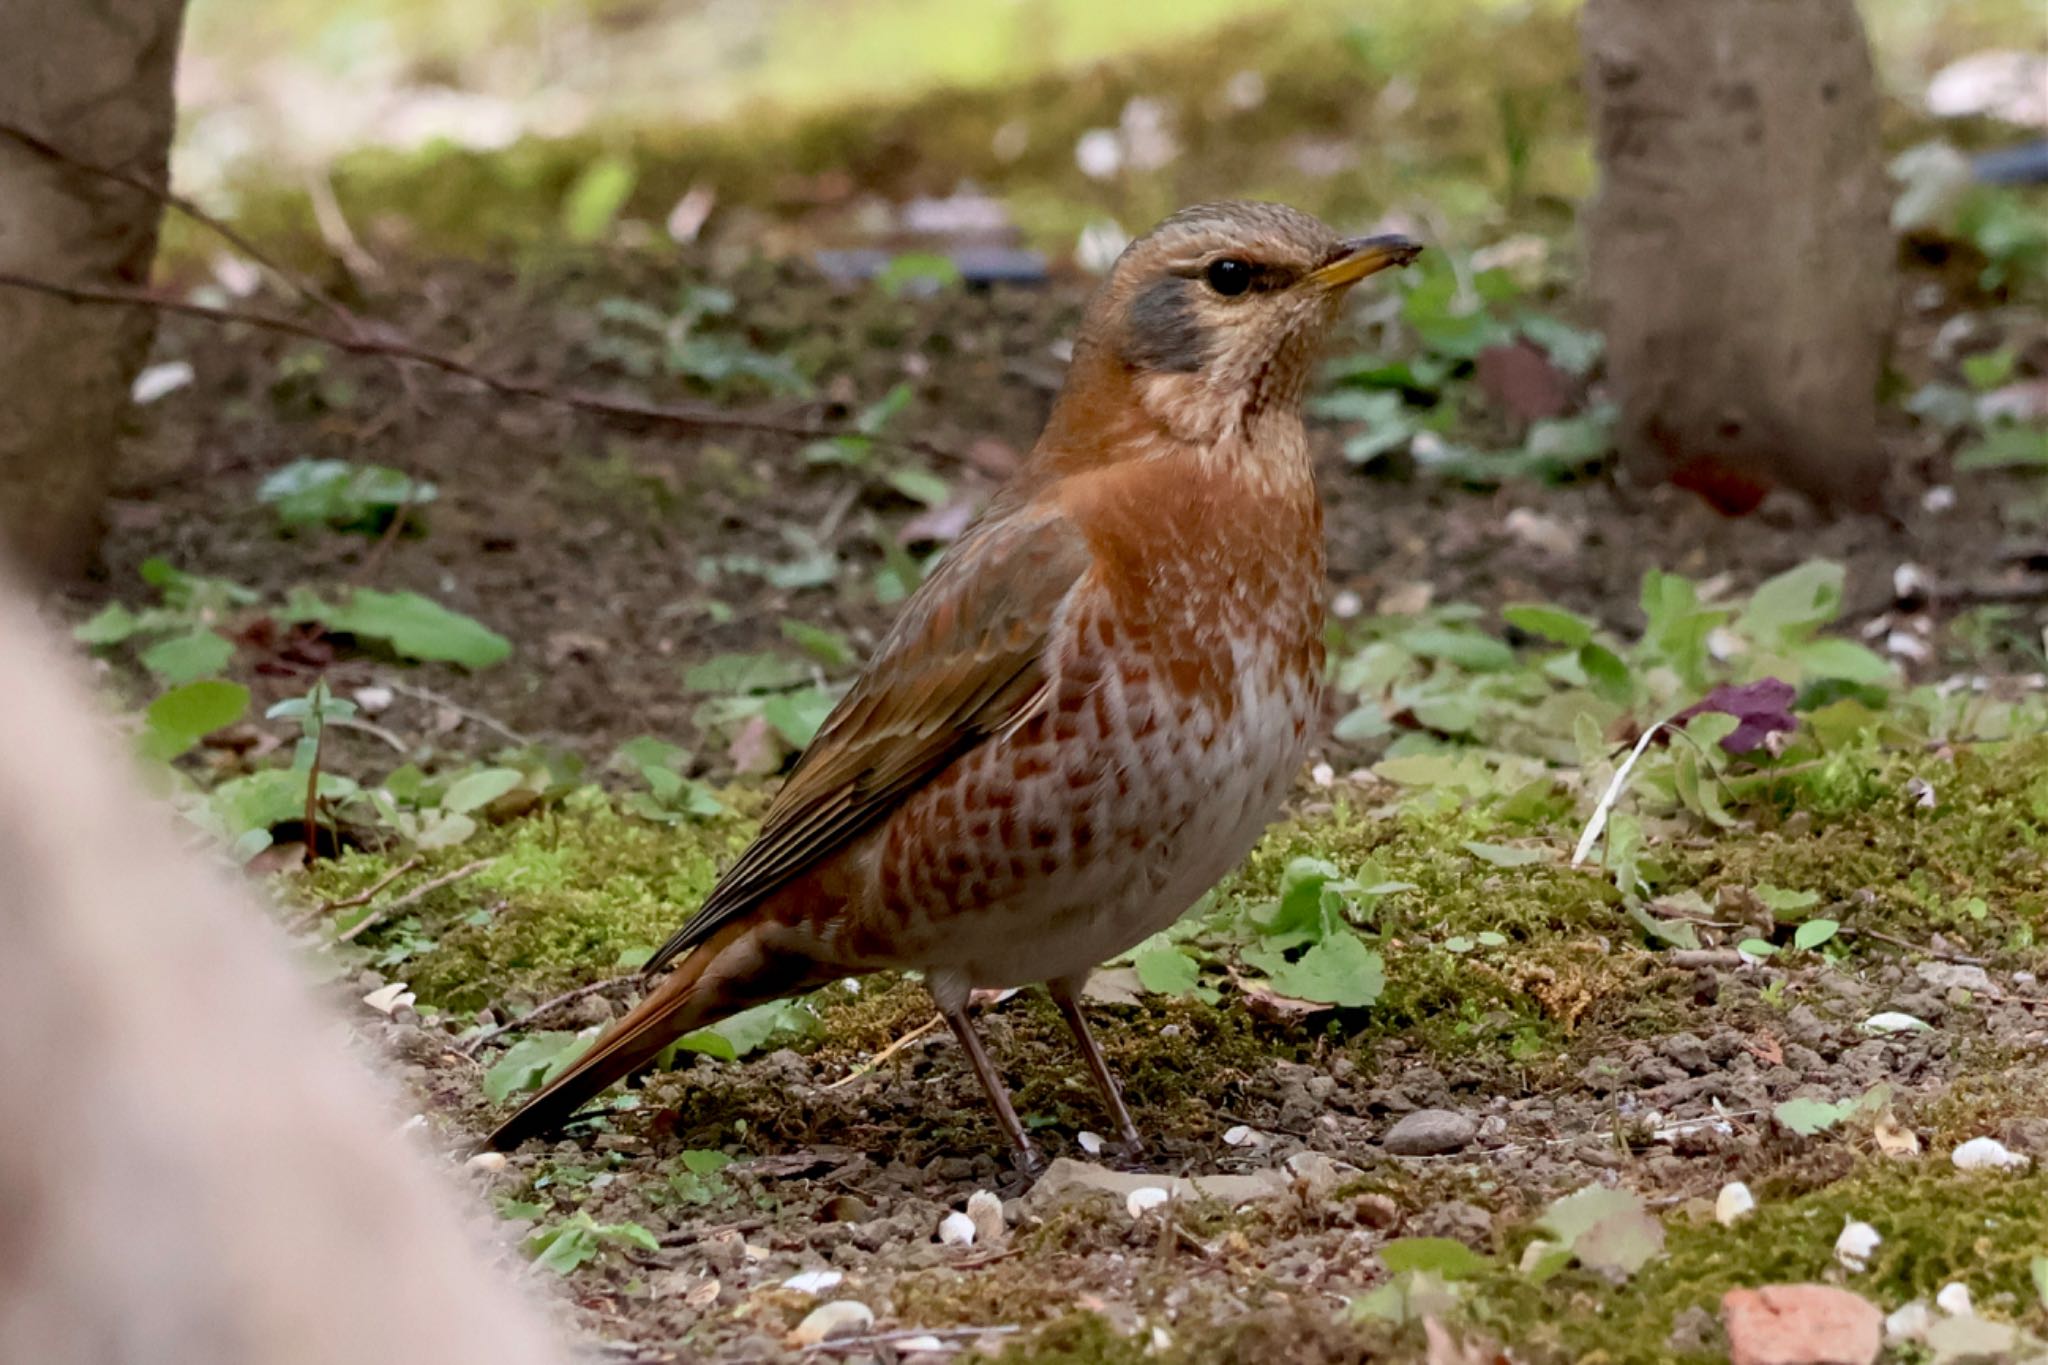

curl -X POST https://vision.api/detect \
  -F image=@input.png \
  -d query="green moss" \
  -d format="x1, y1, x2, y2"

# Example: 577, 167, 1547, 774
1449, 1160, 2048, 1362
292, 801, 755, 1010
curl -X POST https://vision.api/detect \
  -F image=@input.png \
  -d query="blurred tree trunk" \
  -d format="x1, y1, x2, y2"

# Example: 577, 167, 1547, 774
0, 0, 189, 580
1581, 0, 1893, 513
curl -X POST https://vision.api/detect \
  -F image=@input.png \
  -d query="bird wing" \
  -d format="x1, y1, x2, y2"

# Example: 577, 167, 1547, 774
643, 504, 1093, 973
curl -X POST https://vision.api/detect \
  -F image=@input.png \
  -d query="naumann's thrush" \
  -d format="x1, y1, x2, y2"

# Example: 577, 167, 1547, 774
487, 202, 1419, 1164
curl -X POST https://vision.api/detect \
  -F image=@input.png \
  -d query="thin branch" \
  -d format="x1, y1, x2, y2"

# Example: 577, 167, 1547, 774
336, 857, 495, 943
0, 268, 957, 459
0, 119, 359, 331
381, 679, 533, 747
292, 854, 422, 929
821, 1013, 945, 1090
462, 973, 644, 1056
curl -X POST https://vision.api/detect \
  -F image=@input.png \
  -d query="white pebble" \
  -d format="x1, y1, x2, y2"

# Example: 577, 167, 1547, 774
464, 1150, 508, 1174
1074, 128, 1123, 180
936, 1210, 976, 1246
1835, 1218, 1881, 1272
1078, 1131, 1106, 1155
790, 1300, 874, 1346
1951, 1136, 2030, 1172
1861, 1011, 1933, 1033
1309, 762, 1336, 787
131, 360, 195, 405
1126, 1187, 1171, 1218
353, 685, 395, 715
1714, 1180, 1755, 1226
1885, 1301, 1932, 1344
1936, 1282, 1974, 1317
1149, 1325, 1174, 1352
894, 1338, 944, 1354
966, 1189, 1006, 1243
361, 981, 415, 1015
781, 1269, 842, 1296
1222, 1124, 1262, 1147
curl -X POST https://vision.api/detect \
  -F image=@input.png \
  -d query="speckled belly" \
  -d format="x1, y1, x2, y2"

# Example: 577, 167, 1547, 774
846, 589, 1321, 990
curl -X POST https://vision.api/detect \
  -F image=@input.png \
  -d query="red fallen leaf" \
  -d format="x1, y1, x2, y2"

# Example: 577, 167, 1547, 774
897, 492, 980, 546
1475, 340, 1573, 423
1672, 678, 1798, 754
726, 713, 780, 776
1721, 1284, 1881, 1365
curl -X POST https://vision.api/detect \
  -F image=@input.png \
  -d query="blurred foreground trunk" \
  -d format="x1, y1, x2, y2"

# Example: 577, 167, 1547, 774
1581, 0, 1893, 513
0, 0, 188, 580
0, 579, 571, 1365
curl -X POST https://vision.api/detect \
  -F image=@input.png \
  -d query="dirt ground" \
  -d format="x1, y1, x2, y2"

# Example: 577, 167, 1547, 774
67, 246, 2048, 1363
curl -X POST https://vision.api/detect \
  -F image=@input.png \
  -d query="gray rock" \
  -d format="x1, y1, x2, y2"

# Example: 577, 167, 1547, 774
1383, 1108, 1478, 1156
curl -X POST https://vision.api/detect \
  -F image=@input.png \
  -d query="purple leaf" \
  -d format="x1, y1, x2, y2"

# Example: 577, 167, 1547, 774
1672, 678, 1798, 754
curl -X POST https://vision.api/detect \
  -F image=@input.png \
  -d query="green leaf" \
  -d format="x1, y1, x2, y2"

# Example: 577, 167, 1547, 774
142, 680, 250, 759
1502, 603, 1593, 648
1462, 840, 1548, 868
1538, 1185, 1665, 1276
442, 767, 525, 814
598, 1220, 660, 1252
258, 458, 437, 529
1736, 561, 1844, 647
1756, 884, 1820, 917
1401, 628, 1516, 672
680, 1149, 733, 1176
1267, 932, 1384, 1008
1627, 904, 1701, 951
673, 998, 814, 1062
876, 251, 964, 296
1794, 918, 1840, 951
1578, 643, 1634, 704
529, 1218, 602, 1274
763, 688, 836, 749
1772, 1096, 1850, 1136
74, 602, 145, 646
141, 629, 235, 685
1956, 425, 2048, 471
1790, 637, 1895, 685
1133, 942, 1201, 996
1738, 937, 1779, 958
780, 618, 858, 668
681, 651, 810, 694
561, 154, 637, 243
1378, 1237, 1490, 1280
2031, 1255, 2047, 1310
484, 1031, 592, 1103
884, 466, 951, 507
299, 589, 510, 669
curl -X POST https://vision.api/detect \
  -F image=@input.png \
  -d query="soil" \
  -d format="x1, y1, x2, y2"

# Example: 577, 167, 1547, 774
70, 243, 2048, 1363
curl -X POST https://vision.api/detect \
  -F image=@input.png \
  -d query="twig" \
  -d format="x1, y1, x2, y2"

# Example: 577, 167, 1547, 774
463, 973, 644, 1056
292, 854, 422, 929
327, 714, 411, 752
336, 857, 495, 943
301, 726, 325, 868
821, 1013, 945, 1090
0, 269, 959, 459
380, 679, 532, 746
0, 120, 360, 332
810, 1325, 1020, 1354
1833, 925, 1987, 966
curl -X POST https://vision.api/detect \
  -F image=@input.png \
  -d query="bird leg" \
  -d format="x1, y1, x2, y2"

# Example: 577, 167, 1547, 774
934, 992, 1041, 1174
1049, 975, 1144, 1158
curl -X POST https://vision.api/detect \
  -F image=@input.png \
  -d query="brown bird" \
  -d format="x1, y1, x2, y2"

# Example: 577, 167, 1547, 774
486, 202, 1419, 1165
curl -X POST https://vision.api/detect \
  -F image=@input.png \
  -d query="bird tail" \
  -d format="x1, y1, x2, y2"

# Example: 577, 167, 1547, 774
483, 920, 824, 1151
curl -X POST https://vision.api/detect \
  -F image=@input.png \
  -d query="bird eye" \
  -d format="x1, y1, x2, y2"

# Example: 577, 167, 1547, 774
1203, 257, 1254, 297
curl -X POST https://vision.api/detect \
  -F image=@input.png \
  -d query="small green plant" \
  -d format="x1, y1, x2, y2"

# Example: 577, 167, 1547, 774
258, 458, 438, 533
590, 284, 808, 397
524, 1211, 659, 1275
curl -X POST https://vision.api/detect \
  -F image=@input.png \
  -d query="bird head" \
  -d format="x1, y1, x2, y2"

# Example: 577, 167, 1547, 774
1059, 201, 1420, 451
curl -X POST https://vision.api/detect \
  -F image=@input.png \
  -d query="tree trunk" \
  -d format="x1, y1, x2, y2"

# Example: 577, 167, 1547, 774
1581, 0, 1893, 513
0, 0, 188, 580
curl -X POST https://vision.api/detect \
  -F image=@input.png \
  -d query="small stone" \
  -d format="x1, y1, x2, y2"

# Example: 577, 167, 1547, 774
1934, 1282, 1972, 1317
1834, 1220, 1881, 1273
464, 1151, 508, 1174
1951, 1136, 2030, 1172
1126, 1187, 1171, 1218
1353, 1193, 1400, 1229
1883, 1301, 1931, 1345
821, 1194, 871, 1223
1077, 1131, 1105, 1156
790, 1300, 874, 1346
965, 1189, 1005, 1244
1222, 1124, 1261, 1147
782, 1269, 843, 1296
1722, 1284, 1882, 1365
1383, 1109, 1478, 1156
936, 1211, 976, 1246
1715, 1181, 1757, 1226
362, 981, 415, 1015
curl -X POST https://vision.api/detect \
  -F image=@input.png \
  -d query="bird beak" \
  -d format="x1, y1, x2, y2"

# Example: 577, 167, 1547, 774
1306, 235, 1424, 291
